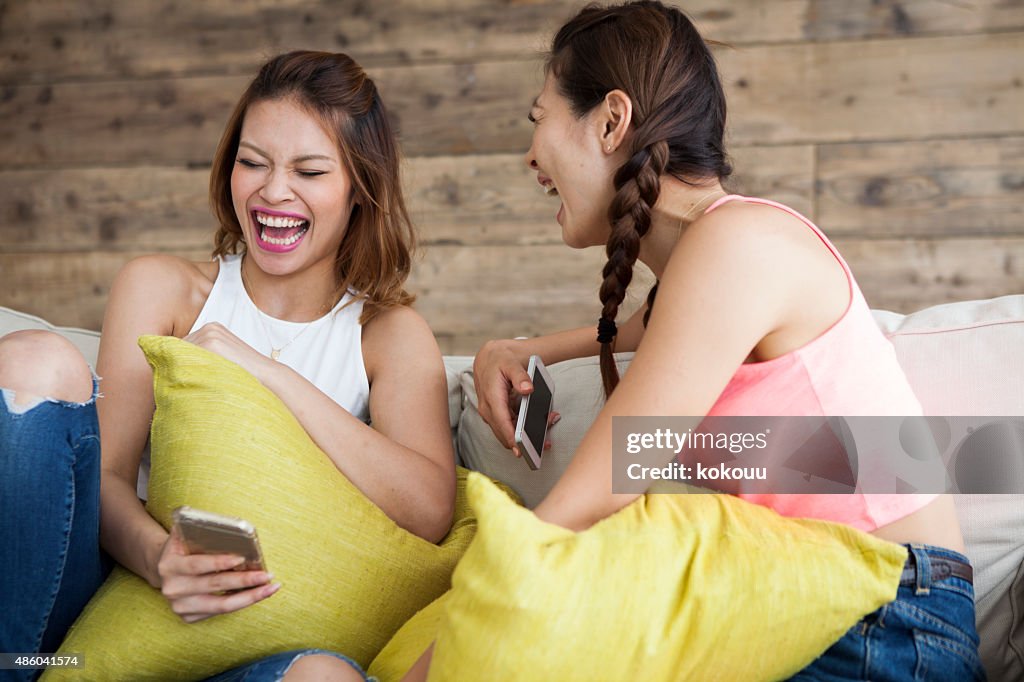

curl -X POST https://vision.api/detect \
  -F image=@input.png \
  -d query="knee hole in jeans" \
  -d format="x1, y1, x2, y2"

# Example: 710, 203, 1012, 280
282, 654, 365, 682
0, 330, 93, 405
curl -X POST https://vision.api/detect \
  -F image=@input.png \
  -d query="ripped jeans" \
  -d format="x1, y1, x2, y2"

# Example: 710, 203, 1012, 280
0, 379, 110, 679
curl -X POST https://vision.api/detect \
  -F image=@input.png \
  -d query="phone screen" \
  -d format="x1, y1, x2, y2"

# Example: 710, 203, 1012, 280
523, 366, 553, 458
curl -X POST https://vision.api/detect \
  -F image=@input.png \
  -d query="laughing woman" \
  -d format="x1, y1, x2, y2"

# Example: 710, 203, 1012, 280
407, 2, 984, 680
0, 51, 454, 682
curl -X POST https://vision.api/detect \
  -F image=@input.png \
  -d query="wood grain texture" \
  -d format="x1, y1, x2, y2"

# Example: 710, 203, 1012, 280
838, 238, 1024, 313
804, 0, 1024, 41
0, 62, 540, 166
0, 167, 212, 251
6, 0, 1021, 84
720, 32, 1024, 145
0, 145, 814, 251
817, 136, 1024, 237
727, 145, 816, 218
1, 249, 207, 330
412, 243, 656, 353
4, 31, 1021, 167
0, 0, 808, 84
406, 153, 560, 246
0, 75, 246, 169
409, 144, 816, 245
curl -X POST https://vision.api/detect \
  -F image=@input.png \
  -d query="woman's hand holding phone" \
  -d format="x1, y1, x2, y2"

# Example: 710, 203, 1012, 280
155, 526, 280, 623
474, 339, 559, 458
474, 339, 532, 452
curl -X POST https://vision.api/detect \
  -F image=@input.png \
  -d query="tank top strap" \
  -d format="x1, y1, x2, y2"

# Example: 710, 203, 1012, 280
703, 194, 857, 295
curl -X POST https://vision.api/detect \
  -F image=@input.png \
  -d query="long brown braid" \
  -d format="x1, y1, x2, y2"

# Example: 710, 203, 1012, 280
597, 139, 669, 395
547, 2, 733, 397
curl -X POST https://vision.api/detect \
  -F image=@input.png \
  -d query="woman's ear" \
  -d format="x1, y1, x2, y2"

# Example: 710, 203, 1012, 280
599, 89, 633, 154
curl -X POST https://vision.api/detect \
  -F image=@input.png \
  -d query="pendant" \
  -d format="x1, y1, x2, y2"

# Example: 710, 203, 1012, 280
271, 349, 281, 360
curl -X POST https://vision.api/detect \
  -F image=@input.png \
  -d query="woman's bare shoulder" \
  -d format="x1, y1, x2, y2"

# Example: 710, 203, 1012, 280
674, 199, 835, 287
692, 199, 807, 240
108, 254, 220, 336
115, 254, 214, 295
361, 304, 441, 378
362, 305, 436, 351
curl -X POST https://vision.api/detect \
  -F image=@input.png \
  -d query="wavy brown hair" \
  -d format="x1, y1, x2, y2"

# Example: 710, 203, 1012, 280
209, 51, 415, 322
548, 1, 733, 397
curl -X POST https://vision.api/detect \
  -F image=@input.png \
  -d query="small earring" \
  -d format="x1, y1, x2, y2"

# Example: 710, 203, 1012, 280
606, 145, 612, 152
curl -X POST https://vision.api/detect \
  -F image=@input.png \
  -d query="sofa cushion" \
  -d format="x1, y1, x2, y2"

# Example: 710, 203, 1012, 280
873, 295, 1024, 415
441, 357, 470, 432
456, 354, 632, 508
874, 294, 1024, 681
0, 306, 99, 366
47, 335, 488, 681
425, 473, 905, 681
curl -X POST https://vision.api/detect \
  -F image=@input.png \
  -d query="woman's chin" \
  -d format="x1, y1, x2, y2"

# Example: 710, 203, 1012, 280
560, 227, 586, 250
560, 223, 608, 250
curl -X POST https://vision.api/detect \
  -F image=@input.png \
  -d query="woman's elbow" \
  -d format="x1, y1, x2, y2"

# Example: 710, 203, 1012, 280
415, 488, 456, 544
404, 468, 456, 543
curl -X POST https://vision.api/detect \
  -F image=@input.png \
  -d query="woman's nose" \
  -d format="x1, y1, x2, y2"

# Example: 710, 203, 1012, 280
260, 169, 294, 203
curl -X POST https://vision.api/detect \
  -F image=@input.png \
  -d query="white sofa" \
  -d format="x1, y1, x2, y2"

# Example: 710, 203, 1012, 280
2, 297, 1022, 680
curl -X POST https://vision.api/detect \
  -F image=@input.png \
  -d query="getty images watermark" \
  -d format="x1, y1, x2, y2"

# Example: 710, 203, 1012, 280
612, 416, 1024, 495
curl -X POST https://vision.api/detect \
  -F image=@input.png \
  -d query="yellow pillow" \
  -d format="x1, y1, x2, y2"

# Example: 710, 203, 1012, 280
48, 335, 497, 681
425, 473, 906, 682
368, 593, 450, 682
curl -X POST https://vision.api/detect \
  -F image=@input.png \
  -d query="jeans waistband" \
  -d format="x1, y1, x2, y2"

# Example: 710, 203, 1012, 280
900, 543, 973, 591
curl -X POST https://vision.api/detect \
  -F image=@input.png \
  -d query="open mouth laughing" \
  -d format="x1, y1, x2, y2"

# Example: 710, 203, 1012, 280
537, 174, 563, 222
251, 207, 310, 252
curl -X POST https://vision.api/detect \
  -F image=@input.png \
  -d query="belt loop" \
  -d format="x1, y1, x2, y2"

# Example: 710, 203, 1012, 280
910, 543, 931, 595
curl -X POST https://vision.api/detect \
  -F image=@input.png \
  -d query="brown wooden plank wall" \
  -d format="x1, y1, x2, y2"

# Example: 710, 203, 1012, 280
1, 1, 1022, 354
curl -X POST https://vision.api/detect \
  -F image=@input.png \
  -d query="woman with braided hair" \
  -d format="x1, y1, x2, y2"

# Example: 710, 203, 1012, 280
454, 1, 984, 680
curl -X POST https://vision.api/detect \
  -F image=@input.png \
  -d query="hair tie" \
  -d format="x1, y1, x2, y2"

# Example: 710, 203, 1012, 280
596, 317, 618, 344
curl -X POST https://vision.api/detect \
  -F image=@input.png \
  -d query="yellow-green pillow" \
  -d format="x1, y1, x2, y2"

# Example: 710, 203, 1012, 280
48, 335, 495, 681
426, 473, 906, 682
368, 593, 450, 682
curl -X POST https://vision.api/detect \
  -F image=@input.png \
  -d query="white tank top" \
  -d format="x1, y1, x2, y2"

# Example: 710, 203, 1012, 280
188, 254, 370, 422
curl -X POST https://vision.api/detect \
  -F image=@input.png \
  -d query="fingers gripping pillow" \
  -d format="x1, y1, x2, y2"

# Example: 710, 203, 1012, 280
48, 335, 495, 681
426, 473, 907, 682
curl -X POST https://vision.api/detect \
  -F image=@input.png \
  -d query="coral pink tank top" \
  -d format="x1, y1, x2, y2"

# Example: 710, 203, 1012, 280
702, 195, 937, 532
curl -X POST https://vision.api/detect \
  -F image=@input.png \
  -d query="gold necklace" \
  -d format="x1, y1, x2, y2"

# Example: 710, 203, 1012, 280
240, 261, 337, 361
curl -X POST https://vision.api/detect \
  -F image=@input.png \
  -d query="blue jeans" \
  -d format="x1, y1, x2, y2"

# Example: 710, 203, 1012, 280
0, 379, 109, 681
790, 544, 985, 681
204, 649, 375, 682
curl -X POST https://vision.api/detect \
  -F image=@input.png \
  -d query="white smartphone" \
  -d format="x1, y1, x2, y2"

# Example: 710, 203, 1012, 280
172, 506, 266, 572
514, 355, 555, 470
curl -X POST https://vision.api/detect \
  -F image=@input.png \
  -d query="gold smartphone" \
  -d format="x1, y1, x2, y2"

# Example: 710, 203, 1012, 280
171, 506, 266, 572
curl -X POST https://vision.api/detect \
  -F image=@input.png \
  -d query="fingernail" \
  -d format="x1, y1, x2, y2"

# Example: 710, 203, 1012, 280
520, 381, 531, 390
265, 572, 275, 582
266, 582, 281, 595
231, 557, 245, 567
552, 413, 562, 425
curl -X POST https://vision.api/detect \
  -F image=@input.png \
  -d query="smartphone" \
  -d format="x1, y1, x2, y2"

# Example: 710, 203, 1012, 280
171, 506, 266, 572
514, 355, 555, 470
